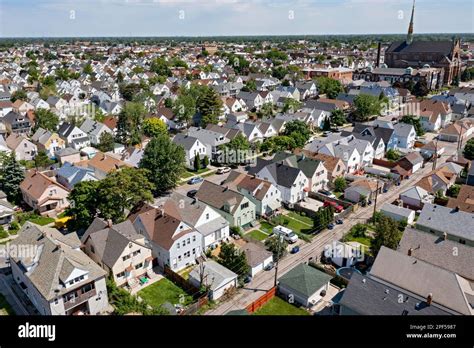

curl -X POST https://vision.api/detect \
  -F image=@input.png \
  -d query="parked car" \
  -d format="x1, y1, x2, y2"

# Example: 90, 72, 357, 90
318, 189, 336, 199
327, 223, 335, 230
216, 167, 231, 174
273, 225, 299, 244
264, 262, 275, 271
187, 176, 204, 185
323, 200, 344, 213
291, 246, 300, 254
336, 219, 344, 225
187, 189, 198, 198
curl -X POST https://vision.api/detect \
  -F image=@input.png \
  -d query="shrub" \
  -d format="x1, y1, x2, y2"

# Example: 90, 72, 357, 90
0, 226, 8, 239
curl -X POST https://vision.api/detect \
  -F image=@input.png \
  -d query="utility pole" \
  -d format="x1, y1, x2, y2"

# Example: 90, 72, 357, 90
372, 176, 380, 222
273, 234, 284, 287
432, 137, 439, 171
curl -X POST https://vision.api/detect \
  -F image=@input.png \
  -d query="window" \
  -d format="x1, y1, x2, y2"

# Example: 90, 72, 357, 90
192, 248, 196, 254
116, 271, 125, 278
122, 254, 131, 261
241, 202, 249, 210
192, 235, 196, 242
187, 238, 190, 245
206, 213, 209, 220
178, 256, 182, 262
177, 242, 180, 249
135, 263, 143, 270
132, 250, 141, 257
81, 284, 93, 294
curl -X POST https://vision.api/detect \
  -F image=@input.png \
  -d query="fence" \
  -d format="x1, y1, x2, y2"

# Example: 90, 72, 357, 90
245, 287, 276, 314
372, 158, 397, 169
163, 266, 202, 299
180, 295, 209, 316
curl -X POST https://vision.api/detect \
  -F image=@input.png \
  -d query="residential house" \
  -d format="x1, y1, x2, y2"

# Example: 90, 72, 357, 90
81, 218, 154, 288
415, 165, 460, 195
439, 120, 474, 143
5, 133, 37, 161
129, 203, 202, 272
399, 186, 433, 210
172, 134, 210, 170
240, 242, 273, 277
56, 162, 98, 190
81, 151, 130, 180
12, 100, 34, 114
344, 178, 383, 203
368, 247, 473, 315
222, 171, 282, 217
155, 193, 230, 250
31, 128, 65, 159
391, 151, 424, 177
294, 150, 346, 182
0, 191, 14, 226
278, 263, 333, 308
446, 185, 474, 214
419, 99, 453, 128
386, 123, 416, 151
79, 119, 113, 145
196, 180, 257, 228
58, 123, 90, 150
188, 260, 238, 301
416, 203, 474, 246
9, 223, 109, 315
379, 203, 416, 224
419, 110, 442, 132
187, 127, 230, 161
3, 111, 31, 135
20, 170, 70, 216
55, 147, 82, 165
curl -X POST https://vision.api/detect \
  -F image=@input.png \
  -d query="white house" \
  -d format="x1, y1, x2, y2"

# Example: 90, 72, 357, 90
172, 134, 210, 169
188, 260, 238, 301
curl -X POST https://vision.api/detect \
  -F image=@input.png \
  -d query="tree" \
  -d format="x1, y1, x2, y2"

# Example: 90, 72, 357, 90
150, 57, 171, 77
34, 151, 54, 169
96, 168, 153, 223
202, 155, 209, 169
349, 224, 368, 238
353, 94, 382, 122
197, 87, 222, 127
334, 177, 347, 192
400, 115, 425, 136
265, 236, 288, 261
282, 98, 302, 113
386, 149, 401, 161
139, 135, 186, 195
97, 131, 115, 153
258, 103, 274, 118
284, 120, 310, 149
119, 83, 142, 102
116, 102, 146, 145
193, 154, 201, 172
315, 77, 344, 99
0, 152, 25, 204
33, 109, 59, 132
331, 109, 346, 127
83, 63, 93, 75
322, 116, 332, 131
10, 90, 27, 103
412, 80, 429, 97
463, 139, 474, 160
371, 215, 402, 257
446, 184, 461, 198
217, 243, 250, 278
142, 118, 168, 138
172, 93, 196, 124
65, 180, 100, 231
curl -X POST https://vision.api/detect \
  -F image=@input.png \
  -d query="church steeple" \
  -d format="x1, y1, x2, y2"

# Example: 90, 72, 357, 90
407, 0, 415, 45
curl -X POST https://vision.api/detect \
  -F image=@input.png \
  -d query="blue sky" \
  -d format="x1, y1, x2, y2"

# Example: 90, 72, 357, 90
0, 0, 472, 37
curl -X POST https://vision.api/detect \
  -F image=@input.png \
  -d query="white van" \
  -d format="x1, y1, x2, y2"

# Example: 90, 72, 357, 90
273, 225, 299, 244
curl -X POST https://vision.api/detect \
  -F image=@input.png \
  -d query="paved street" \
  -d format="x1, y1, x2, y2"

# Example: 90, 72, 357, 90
205, 136, 466, 315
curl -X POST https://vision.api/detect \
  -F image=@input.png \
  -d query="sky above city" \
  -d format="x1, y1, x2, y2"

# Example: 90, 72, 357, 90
0, 0, 472, 37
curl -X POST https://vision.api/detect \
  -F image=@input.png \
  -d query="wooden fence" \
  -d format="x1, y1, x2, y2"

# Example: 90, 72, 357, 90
245, 287, 276, 314
372, 158, 397, 169
163, 266, 202, 299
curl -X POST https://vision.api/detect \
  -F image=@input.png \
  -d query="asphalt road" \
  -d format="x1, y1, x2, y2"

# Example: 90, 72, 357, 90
205, 136, 465, 315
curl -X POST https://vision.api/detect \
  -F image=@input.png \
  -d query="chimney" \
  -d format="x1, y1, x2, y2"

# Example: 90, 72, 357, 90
426, 293, 433, 306
376, 42, 382, 68
408, 248, 413, 256
443, 232, 448, 241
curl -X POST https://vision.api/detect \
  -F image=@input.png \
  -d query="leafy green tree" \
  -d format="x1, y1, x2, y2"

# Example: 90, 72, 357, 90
371, 215, 402, 257
282, 98, 302, 113
322, 116, 332, 131
96, 168, 153, 223
150, 57, 171, 77
33, 109, 59, 132
202, 155, 209, 168
116, 102, 147, 145
142, 118, 168, 138
172, 93, 196, 123
119, 83, 142, 102
197, 87, 222, 127
284, 120, 310, 149
139, 135, 186, 195
65, 180, 100, 231
258, 102, 274, 118
331, 109, 347, 127
446, 184, 461, 198
334, 177, 347, 192
83, 63, 94, 75
412, 80, 429, 97
315, 77, 344, 99
97, 131, 115, 153
349, 224, 368, 238
217, 243, 250, 278
193, 154, 201, 172
265, 235, 288, 261
34, 151, 54, 169
386, 149, 401, 161
0, 152, 25, 204
353, 94, 383, 122
463, 139, 474, 160
272, 66, 288, 80
10, 90, 27, 103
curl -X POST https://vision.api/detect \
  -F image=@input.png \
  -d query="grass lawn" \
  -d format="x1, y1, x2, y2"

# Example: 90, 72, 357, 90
259, 221, 274, 234
253, 297, 309, 316
16, 213, 55, 226
343, 233, 373, 256
274, 215, 313, 234
138, 278, 193, 309
245, 230, 268, 242
0, 294, 14, 315
286, 212, 314, 226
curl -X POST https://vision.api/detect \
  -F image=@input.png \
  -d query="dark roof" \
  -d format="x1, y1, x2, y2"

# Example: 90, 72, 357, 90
339, 272, 451, 315
278, 263, 332, 297
386, 40, 455, 56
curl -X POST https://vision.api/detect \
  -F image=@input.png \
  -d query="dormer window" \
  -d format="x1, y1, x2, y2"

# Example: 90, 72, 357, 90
206, 213, 209, 220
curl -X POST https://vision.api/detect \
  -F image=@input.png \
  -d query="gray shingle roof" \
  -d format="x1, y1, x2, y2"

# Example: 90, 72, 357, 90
278, 263, 332, 298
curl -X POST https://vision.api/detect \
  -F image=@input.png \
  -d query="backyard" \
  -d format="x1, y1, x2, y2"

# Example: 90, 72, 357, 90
245, 229, 269, 242
0, 294, 14, 315
138, 278, 193, 310
253, 296, 309, 316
